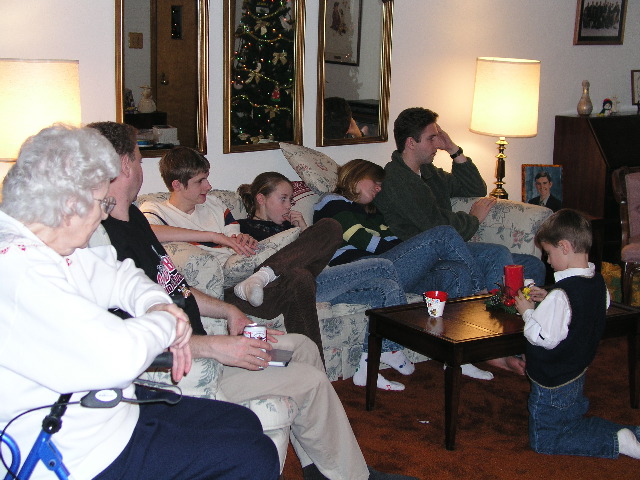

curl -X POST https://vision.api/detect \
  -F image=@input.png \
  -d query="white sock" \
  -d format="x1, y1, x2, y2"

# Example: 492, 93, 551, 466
618, 428, 640, 459
444, 363, 494, 380
233, 267, 277, 307
352, 353, 405, 391
380, 350, 415, 376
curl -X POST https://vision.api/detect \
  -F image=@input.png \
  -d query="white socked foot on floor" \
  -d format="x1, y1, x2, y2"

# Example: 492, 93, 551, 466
380, 350, 415, 376
444, 363, 494, 380
618, 428, 640, 459
233, 266, 277, 307
353, 353, 405, 391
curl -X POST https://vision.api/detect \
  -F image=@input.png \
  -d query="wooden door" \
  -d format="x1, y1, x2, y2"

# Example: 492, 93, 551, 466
151, 0, 198, 148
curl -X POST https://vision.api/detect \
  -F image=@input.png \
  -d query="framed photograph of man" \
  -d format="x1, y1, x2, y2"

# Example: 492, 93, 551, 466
573, 0, 627, 45
522, 165, 563, 212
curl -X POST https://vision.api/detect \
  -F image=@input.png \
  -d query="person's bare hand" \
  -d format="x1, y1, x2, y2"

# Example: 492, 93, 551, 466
527, 285, 548, 303
436, 128, 458, 153
204, 335, 273, 370
514, 290, 535, 315
169, 344, 192, 382
148, 303, 191, 348
286, 210, 307, 230
218, 233, 259, 257
225, 305, 252, 336
147, 302, 193, 381
346, 117, 363, 137
265, 328, 284, 344
469, 197, 497, 223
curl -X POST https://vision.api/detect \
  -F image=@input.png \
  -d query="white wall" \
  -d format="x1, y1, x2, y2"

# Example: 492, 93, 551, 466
1, 0, 639, 197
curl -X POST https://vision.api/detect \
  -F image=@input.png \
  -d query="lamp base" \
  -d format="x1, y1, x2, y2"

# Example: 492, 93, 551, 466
489, 186, 508, 199
489, 137, 509, 199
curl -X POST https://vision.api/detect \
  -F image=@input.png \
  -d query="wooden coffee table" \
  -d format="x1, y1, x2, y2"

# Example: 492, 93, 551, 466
365, 295, 640, 450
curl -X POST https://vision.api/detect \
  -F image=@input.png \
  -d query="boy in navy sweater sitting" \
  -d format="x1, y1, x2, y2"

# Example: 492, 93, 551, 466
514, 209, 640, 459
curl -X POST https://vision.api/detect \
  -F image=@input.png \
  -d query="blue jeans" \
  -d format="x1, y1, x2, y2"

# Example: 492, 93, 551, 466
528, 372, 639, 457
316, 257, 406, 353
467, 242, 547, 289
375, 225, 484, 297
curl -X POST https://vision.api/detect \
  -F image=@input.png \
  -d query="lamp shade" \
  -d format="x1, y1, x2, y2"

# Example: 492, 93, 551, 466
469, 57, 540, 137
0, 59, 81, 160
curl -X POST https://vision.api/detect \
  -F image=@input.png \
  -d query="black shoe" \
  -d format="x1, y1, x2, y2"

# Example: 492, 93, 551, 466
368, 466, 420, 480
302, 464, 329, 480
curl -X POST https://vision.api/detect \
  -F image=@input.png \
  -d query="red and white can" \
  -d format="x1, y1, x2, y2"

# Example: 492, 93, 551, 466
243, 323, 267, 342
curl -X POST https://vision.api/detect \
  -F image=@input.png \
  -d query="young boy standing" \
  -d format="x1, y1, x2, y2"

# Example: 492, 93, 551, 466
514, 209, 640, 459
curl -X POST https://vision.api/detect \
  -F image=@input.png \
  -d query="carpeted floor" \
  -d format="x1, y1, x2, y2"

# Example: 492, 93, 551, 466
282, 336, 639, 479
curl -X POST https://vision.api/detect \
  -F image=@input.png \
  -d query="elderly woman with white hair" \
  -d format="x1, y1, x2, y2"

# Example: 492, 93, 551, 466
0, 125, 279, 480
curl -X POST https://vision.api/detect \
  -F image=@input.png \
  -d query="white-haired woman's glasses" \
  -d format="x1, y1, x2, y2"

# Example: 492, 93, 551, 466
95, 196, 116, 215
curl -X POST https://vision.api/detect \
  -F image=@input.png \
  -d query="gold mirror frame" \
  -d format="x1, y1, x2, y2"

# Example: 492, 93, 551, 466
223, 0, 305, 154
115, 0, 209, 156
316, 0, 393, 147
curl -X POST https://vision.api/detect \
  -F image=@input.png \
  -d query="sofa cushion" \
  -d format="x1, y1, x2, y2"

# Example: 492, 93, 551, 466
280, 143, 338, 194
210, 189, 247, 220
222, 226, 301, 286
291, 180, 320, 227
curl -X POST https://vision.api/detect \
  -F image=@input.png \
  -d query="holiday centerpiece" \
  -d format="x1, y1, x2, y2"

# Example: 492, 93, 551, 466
485, 265, 532, 314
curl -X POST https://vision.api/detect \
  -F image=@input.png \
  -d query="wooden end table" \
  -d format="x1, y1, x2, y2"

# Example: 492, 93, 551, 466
365, 295, 640, 450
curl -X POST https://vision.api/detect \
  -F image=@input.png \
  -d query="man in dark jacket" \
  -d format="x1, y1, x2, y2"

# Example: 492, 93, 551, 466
374, 106, 546, 288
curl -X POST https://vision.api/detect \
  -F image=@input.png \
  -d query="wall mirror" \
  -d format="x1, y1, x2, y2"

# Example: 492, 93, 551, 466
115, 0, 208, 157
317, 0, 393, 146
223, 0, 305, 153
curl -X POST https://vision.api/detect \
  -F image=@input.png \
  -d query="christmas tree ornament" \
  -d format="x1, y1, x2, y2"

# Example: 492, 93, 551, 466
272, 51, 288, 64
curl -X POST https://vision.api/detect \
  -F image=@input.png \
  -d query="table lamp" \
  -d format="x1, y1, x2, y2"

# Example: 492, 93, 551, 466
0, 59, 81, 200
469, 57, 540, 199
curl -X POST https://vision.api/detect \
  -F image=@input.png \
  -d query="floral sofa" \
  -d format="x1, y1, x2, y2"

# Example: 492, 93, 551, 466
135, 142, 553, 383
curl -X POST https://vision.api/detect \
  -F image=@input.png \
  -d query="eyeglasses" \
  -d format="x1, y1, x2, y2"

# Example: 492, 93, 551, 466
95, 196, 116, 215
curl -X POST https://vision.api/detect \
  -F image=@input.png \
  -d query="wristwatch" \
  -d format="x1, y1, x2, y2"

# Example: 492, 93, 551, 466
450, 147, 463, 159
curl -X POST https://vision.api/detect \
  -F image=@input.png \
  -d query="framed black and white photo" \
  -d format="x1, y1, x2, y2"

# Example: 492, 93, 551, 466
522, 165, 563, 212
324, 0, 362, 65
632, 70, 640, 105
574, 0, 627, 45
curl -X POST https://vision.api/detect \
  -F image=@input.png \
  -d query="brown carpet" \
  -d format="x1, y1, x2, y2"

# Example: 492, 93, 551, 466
282, 337, 639, 479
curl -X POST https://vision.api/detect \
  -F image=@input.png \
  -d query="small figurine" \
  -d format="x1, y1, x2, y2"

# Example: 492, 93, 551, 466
138, 85, 157, 113
611, 96, 620, 115
598, 98, 612, 117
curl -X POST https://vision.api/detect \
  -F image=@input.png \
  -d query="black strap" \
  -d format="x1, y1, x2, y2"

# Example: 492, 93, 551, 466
143, 211, 169, 225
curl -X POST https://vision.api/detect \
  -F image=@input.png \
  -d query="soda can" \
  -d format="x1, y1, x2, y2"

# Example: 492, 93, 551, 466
243, 323, 267, 342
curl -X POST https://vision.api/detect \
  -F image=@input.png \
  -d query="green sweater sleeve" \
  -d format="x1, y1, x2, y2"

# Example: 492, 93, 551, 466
374, 153, 484, 241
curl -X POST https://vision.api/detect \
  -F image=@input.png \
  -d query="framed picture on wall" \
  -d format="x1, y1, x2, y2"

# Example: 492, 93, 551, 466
522, 165, 563, 213
573, 0, 627, 45
632, 70, 640, 105
324, 0, 363, 65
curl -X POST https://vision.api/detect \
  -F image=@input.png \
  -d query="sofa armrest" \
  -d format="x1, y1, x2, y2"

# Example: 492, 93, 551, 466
140, 356, 224, 400
450, 197, 553, 259
163, 241, 225, 299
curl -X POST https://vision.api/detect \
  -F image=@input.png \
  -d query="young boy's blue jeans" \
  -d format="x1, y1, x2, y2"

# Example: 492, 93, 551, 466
528, 371, 640, 458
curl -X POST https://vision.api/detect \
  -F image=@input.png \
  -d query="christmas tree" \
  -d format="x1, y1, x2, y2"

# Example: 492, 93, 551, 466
230, 0, 296, 146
